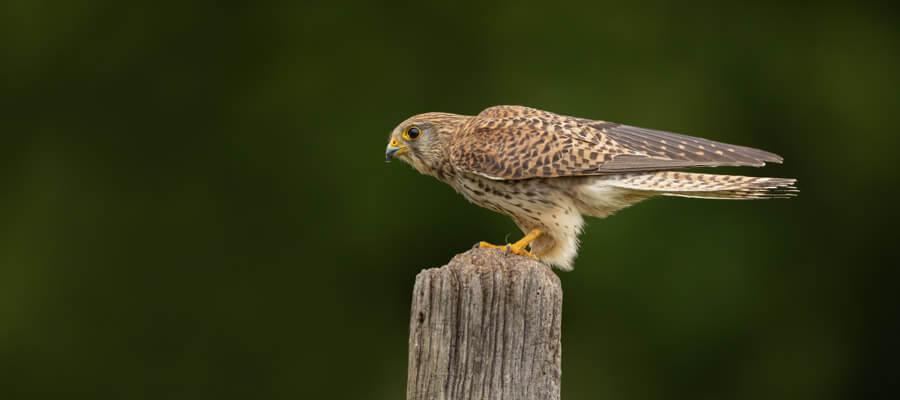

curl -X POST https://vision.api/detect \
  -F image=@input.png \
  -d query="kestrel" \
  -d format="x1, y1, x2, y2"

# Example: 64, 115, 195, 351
385, 105, 797, 270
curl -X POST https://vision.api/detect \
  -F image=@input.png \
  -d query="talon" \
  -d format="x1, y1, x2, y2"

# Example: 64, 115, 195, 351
474, 229, 543, 259
477, 241, 506, 250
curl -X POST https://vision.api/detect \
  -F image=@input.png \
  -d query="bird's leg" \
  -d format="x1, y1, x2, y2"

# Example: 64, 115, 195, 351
477, 229, 543, 258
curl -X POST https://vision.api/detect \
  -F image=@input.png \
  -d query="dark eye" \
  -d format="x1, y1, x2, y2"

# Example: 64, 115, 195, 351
403, 126, 421, 141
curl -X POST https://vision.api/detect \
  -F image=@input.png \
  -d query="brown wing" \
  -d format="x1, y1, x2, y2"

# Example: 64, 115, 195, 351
597, 124, 783, 171
449, 105, 784, 180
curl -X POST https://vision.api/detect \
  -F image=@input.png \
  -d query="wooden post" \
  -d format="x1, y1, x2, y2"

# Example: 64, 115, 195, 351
407, 248, 563, 400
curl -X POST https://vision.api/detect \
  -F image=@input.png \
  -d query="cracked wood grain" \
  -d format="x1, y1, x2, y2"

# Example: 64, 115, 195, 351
407, 248, 562, 400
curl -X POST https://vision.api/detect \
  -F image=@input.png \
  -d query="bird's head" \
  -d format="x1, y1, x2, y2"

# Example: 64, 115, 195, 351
385, 112, 469, 175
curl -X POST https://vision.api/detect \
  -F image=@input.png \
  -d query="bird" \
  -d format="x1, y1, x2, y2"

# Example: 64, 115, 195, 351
385, 105, 797, 270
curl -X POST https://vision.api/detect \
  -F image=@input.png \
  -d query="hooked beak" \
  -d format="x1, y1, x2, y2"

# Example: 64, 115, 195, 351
385, 138, 408, 162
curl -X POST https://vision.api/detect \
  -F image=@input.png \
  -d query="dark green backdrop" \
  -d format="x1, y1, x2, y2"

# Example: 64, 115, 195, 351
2, 1, 897, 399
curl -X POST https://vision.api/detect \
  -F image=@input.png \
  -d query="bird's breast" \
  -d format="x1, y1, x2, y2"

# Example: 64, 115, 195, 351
452, 174, 574, 223
450, 173, 586, 271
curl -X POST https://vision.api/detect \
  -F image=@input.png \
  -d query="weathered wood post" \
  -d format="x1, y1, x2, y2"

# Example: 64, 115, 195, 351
407, 248, 563, 400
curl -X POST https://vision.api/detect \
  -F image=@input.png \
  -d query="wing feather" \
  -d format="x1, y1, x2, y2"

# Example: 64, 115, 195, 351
604, 124, 782, 166
450, 105, 785, 180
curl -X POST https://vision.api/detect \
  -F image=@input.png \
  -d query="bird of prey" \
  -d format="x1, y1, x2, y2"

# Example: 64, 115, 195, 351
385, 105, 797, 270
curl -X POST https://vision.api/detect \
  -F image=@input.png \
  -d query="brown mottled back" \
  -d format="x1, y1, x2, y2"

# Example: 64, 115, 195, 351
450, 105, 783, 180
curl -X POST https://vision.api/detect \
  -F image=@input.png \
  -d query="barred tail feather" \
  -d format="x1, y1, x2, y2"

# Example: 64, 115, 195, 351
604, 171, 798, 200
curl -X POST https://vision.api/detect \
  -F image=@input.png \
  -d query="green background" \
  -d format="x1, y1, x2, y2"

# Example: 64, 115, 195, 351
2, 1, 897, 399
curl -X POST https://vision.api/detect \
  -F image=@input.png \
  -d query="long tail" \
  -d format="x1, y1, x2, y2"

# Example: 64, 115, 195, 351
603, 171, 798, 199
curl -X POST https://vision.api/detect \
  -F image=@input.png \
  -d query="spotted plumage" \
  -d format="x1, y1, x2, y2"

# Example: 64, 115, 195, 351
386, 105, 797, 270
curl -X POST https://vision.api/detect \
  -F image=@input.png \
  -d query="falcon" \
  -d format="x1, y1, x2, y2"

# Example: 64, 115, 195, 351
385, 105, 797, 270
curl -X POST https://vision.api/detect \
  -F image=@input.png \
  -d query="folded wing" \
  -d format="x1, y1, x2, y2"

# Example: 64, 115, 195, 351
450, 105, 784, 180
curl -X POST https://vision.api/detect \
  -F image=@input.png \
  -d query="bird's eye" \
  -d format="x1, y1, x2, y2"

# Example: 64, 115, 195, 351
403, 126, 421, 141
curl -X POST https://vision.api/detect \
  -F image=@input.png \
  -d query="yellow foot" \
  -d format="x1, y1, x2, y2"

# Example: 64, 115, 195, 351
475, 229, 542, 259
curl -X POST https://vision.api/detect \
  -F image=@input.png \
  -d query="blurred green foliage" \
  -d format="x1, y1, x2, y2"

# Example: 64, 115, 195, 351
1, 1, 897, 399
